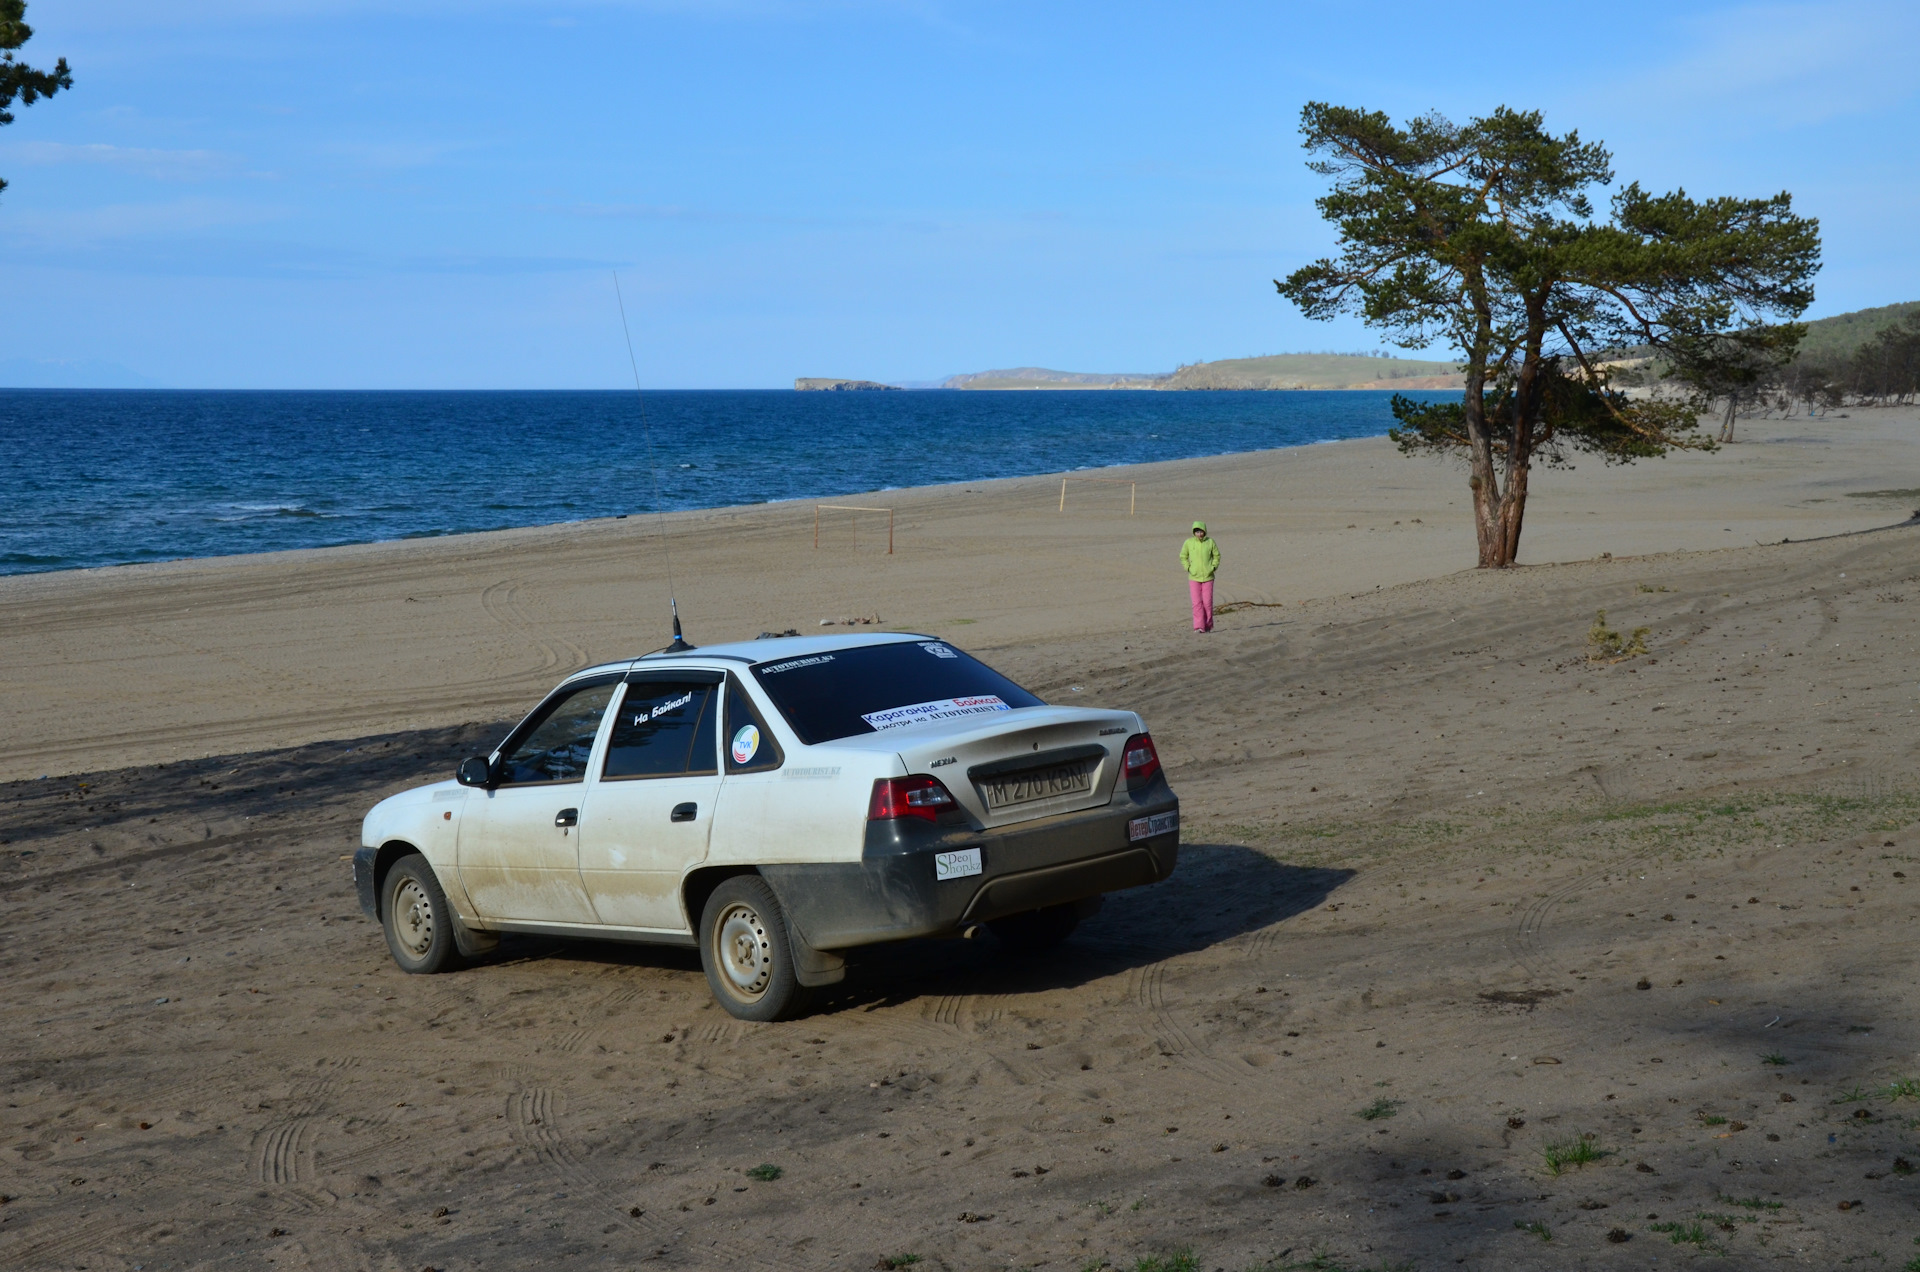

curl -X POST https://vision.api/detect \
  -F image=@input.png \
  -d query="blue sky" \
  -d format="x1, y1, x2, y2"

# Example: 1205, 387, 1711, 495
3, 0, 1916, 388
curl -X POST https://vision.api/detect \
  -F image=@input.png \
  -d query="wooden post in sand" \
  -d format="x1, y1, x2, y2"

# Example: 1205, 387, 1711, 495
813, 504, 895, 554
1058, 477, 1136, 515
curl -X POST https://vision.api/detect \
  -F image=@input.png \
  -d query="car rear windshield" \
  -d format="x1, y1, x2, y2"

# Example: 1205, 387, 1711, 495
751, 641, 1044, 745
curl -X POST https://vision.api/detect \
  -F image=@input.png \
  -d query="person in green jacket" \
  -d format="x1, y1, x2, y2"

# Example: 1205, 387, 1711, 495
1180, 521, 1220, 632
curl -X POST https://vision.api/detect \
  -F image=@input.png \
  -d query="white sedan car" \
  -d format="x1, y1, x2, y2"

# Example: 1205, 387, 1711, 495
355, 633, 1179, 1020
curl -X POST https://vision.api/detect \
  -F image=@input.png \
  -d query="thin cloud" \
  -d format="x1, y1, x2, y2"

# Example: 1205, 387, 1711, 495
0, 142, 251, 181
1611, 1, 1920, 127
1, 196, 289, 244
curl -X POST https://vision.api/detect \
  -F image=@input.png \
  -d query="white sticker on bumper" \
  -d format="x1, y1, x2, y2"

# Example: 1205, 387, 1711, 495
1128, 811, 1179, 841
934, 847, 983, 880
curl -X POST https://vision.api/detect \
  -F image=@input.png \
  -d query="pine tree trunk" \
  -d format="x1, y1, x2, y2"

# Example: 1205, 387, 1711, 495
1470, 433, 1531, 568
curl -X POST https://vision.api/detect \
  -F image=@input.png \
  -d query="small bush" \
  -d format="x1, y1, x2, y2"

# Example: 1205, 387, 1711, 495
1356, 1097, 1400, 1121
874, 1258, 922, 1271
1514, 1219, 1551, 1241
745, 1163, 782, 1182
1761, 1052, 1790, 1066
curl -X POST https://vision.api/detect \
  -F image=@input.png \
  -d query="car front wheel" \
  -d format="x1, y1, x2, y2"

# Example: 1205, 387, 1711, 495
382, 854, 464, 975
699, 875, 810, 1022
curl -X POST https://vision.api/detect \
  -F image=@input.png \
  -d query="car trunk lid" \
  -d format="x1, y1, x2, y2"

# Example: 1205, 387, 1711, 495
885, 707, 1134, 828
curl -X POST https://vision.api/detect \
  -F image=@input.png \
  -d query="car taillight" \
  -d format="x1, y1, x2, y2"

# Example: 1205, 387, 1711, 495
1122, 733, 1161, 786
869, 775, 958, 822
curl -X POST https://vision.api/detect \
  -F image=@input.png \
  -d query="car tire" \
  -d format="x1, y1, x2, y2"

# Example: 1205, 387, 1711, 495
990, 903, 1080, 953
382, 854, 465, 975
699, 875, 811, 1022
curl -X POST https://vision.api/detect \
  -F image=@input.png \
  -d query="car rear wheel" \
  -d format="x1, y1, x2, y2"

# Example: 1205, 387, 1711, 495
699, 875, 810, 1022
990, 903, 1080, 953
383, 854, 464, 974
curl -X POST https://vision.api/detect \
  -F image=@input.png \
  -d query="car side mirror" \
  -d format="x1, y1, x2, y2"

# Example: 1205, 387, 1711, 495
456, 756, 494, 788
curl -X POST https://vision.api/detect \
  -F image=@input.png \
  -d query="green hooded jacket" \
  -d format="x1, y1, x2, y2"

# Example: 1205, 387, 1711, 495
1180, 530, 1219, 582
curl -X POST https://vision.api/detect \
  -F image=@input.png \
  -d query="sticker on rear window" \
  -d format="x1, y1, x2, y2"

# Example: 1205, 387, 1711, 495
760, 654, 834, 675
920, 642, 958, 659
730, 725, 760, 765
860, 695, 1010, 731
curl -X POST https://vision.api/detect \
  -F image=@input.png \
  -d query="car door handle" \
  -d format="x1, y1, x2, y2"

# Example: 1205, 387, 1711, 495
554, 807, 578, 828
670, 802, 697, 823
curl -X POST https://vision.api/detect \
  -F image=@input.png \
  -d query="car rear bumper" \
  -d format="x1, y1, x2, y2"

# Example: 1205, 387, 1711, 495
761, 777, 1178, 950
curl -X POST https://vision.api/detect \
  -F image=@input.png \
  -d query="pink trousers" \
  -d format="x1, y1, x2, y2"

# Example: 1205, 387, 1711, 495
1189, 579, 1213, 632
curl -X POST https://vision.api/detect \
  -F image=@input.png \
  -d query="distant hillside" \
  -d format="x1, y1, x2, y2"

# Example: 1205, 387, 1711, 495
1166, 353, 1460, 390
943, 353, 1460, 391
942, 366, 1170, 390
1793, 301, 1920, 364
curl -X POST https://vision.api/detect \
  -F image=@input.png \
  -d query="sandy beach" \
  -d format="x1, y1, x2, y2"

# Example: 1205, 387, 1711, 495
3, 408, 1919, 1270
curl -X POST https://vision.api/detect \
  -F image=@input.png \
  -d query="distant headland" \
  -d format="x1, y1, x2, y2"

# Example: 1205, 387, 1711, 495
794, 377, 901, 391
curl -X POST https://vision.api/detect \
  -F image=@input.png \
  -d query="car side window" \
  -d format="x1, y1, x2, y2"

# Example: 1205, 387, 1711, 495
496, 681, 618, 785
603, 682, 719, 779
725, 678, 784, 774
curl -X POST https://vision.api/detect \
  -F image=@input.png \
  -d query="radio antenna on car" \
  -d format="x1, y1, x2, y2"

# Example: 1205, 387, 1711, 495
614, 271, 694, 653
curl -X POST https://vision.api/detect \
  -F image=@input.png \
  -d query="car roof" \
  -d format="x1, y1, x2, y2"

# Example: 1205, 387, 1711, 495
562, 630, 936, 683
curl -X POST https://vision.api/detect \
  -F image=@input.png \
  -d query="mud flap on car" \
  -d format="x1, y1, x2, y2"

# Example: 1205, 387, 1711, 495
787, 918, 846, 988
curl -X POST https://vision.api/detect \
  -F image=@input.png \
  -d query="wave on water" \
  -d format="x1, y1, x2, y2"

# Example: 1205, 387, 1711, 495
0, 387, 1455, 577
213, 504, 339, 522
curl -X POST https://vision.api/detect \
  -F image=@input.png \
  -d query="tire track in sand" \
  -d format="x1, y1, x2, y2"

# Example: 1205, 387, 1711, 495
504, 1084, 800, 1267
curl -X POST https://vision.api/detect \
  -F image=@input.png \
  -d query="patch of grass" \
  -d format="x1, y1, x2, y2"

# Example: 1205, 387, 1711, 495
1904, 1256, 1920, 1272
1543, 1135, 1610, 1175
1588, 609, 1650, 662
1131, 1253, 1198, 1272
874, 1257, 922, 1271
1835, 1086, 1872, 1104
1718, 1193, 1784, 1211
745, 1163, 782, 1182
1696, 1210, 1757, 1227
1698, 1112, 1729, 1127
1882, 1078, 1920, 1102
1514, 1219, 1552, 1241
1356, 1097, 1400, 1121
1761, 1053, 1790, 1066
1637, 583, 1672, 593
1649, 1220, 1717, 1250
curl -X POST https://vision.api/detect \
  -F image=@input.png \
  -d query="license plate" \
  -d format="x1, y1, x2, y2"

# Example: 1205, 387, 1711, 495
1128, 811, 1178, 841
979, 760, 1094, 810
934, 848, 982, 881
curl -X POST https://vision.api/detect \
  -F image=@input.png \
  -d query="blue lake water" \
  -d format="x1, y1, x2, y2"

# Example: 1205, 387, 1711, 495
0, 388, 1449, 576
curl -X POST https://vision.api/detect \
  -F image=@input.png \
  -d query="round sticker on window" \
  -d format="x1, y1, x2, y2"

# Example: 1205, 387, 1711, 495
730, 724, 761, 765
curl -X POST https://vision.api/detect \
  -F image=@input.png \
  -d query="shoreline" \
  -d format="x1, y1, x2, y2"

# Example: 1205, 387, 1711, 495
0, 431, 1394, 589
1, 388, 1453, 581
